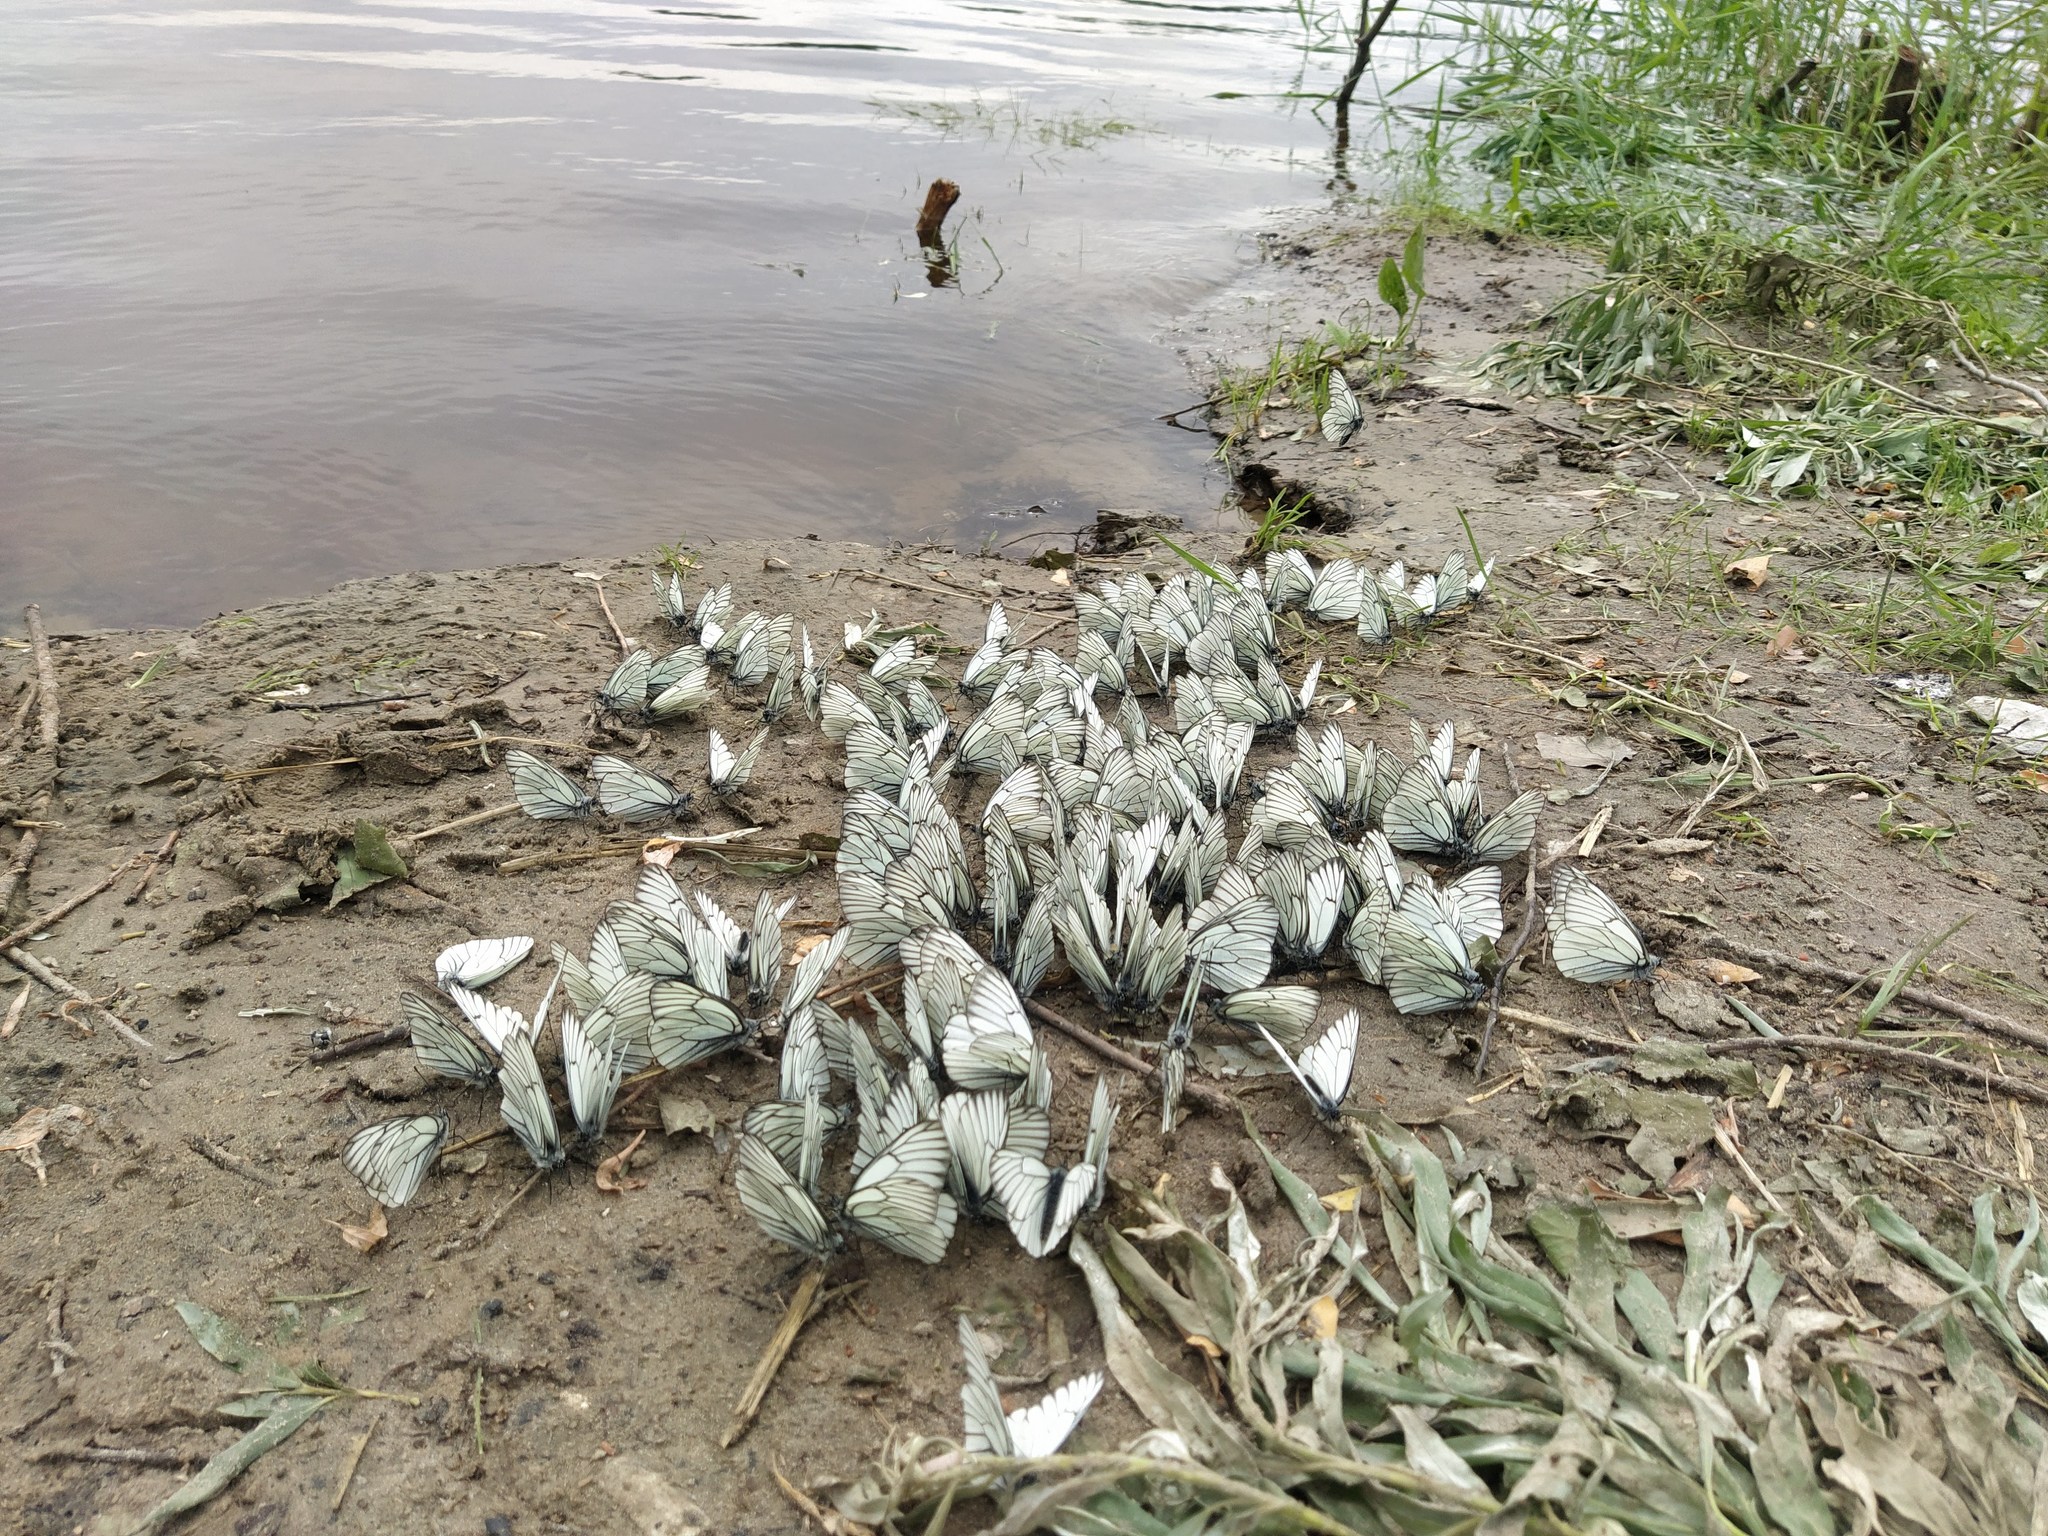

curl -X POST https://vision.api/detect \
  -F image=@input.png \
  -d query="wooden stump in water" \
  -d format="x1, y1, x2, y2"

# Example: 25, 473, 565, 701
914, 178, 960, 253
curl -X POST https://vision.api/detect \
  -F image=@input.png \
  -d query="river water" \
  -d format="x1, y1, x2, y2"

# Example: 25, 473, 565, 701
3, 0, 1447, 627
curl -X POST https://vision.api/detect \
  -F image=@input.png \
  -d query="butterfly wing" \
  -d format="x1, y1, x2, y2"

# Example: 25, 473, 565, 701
1320, 370, 1362, 445
1006, 1372, 1104, 1460
434, 937, 533, 991
1547, 867, 1657, 983
341, 1113, 449, 1207
647, 981, 753, 1069
734, 1133, 839, 1260
843, 1120, 957, 1264
496, 1034, 565, 1170
403, 991, 496, 1088
505, 749, 594, 820
957, 1316, 1012, 1457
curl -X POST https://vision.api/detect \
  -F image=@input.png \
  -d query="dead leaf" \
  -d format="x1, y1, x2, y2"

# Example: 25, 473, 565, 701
1305, 1295, 1339, 1340
1704, 959, 1762, 986
789, 934, 828, 963
1726, 669, 1751, 684
1047, 568, 1071, 587
1640, 836, 1713, 855
658, 1096, 715, 1137
1318, 1185, 1362, 1213
2013, 1103, 2034, 1184
334, 1204, 388, 1254
1765, 624, 1799, 659
1183, 1334, 1224, 1358
1534, 733, 1636, 770
1724, 555, 1771, 589
2, 1104, 89, 1182
597, 1130, 650, 1193
641, 843, 679, 869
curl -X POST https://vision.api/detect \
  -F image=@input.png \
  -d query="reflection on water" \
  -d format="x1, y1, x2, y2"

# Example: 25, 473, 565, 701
0, 0, 1435, 627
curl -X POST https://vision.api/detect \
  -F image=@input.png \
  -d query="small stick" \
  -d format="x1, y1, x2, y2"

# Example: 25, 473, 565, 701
433, 1167, 547, 1259
723, 1266, 828, 1448
1950, 340, 2048, 414
331, 1413, 379, 1513
579, 574, 631, 655
0, 796, 51, 924
1474, 856, 1541, 1080
2, 981, 28, 1039
1704, 937, 2048, 1055
0, 856, 137, 952
125, 829, 179, 905
5, 676, 35, 747
772, 1457, 840, 1533
818, 963, 905, 1006
1705, 1033, 2048, 1110
25, 604, 60, 754
1481, 1002, 1634, 1051
2, 946, 162, 1059
1710, 1102, 1786, 1215
308, 1022, 409, 1065
186, 1133, 281, 1188
406, 801, 522, 845
28, 1446, 192, 1469
1024, 999, 1234, 1116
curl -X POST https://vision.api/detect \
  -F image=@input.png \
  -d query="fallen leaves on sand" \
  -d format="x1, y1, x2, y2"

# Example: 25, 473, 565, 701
333, 1205, 388, 1254
659, 1096, 715, 1137
1533, 731, 1634, 769
1703, 958, 1762, 985
3, 1104, 88, 1182
597, 1130, 650, 1192
1724, 554, 1771, 588
327, 821, 408, 909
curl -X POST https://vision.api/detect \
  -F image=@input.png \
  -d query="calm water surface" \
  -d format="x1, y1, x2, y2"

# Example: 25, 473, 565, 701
3, 0, 1434, 627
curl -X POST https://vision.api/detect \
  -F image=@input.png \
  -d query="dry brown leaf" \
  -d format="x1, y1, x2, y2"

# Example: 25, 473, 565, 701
789, 934, 828, 963
2, 1104, 88, 1182
1764, 623, 1799, 659
1703, 959, 1762, 986
1726, 669, 1751, 684
1305, 1296, 1340, 1340
641, 842, 680, 869
2, 983, 29, 1040
1724, 555, 1771, 588
1183, 1334, 1223, 1358
597, 1130, 650, 1193
334, 1204, 388, 1254
1318, 1185, 1362, 1213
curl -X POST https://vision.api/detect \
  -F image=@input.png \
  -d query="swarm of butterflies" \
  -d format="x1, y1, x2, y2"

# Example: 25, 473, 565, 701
346, 550, 1660, 1276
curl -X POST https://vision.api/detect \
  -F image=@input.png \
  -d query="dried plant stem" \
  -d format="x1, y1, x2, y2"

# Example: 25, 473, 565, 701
723, 1265, 828, 1448
1705, 937, 2048, 1055
307, 1023, 409, 1065
25, 605, 59, 754
406, 801, 522, 845
0, 856, 137, 952
1, 945, 162, 1059
1707, 1033, 2048, 1110
1025, 999, 1235, 1115
185, 1133, 280, 1187
125, 829, 179, 904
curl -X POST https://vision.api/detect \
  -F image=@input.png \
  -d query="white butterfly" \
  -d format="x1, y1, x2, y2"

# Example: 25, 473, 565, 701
762, 652, 797, 722
746, 893, 797, 1011
434, 937, 532, 991
342, 1112, 449, 1208
561, 1008, 628, 1142
1186, 893, 1278, 994
780, 927, 849, 1026
1321, 370, 1363, 445
590, 755, 694, 823
941, 967, 1037, 1093
1548, 867, 1658, 983
707, 726, 768, 796
403, 990, 496, 1088
496, 1032, 565, 1171
958, 1315, 1103, 1460
734, 1129, 841, 1262
505, 749, 594, 821
992, 1149, 1096, 1259
1381, 886, 1485, 1015
940, 1089, 1019, 1221
1083, 1073, 1117, 1210
1212, 985, 1320, 1052
691, 583, 733, 646
843, 1119, 958, 1264
443, 983, 532, 1054
1255, 1009, 1358, 1122
596, 648, 652, 716
645, 650, 713, 720
647, 980, 753, 1069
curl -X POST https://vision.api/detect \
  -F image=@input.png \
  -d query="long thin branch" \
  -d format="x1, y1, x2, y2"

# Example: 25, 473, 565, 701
1025, 998, 1235, 1116
1, 946, 163, 1060
1706, 1033, 2048, 1110
25, 605, 59, 754
1333, 0, 1402, 115
1705, 937, 2048, 1055
0, 857, 136, 952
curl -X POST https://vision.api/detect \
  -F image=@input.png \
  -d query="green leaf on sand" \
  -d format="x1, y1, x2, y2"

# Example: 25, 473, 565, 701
329, 820, 409, 909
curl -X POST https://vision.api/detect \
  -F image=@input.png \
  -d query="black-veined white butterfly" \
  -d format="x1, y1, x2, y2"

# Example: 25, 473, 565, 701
1187, 893, 1278, 994
734, 1130, 841, 1262
1083, 1073, 1117, 1211
1255, 1009, 1358, 1122
647, 980, 753, 1069
743, 1094, 850, 1184
1321, 369, 1363, 445
842, 1119, 957, 1264
691, 583, 732, 646
444, 983, 531, 1054
590, 755, 694, 823
342, 1112, 450, 1208
1381, 888, 1485, 1015
762, 652, 796, 722
991, 1149, 1096, 1259
745, 892, 795, 1011
404, 990, 496, 1088
1547, 867, 1658, 983
958, 1315, 1103, 1460
561, 1008, 627, 1142
434, 937, 532, 991
940, 1089, 1017, 1221
496, 1033, 565, 1171
707, 727, 767, 796
941, 967, 1036, 1093
645, 655, 712, 720
1212, 985, 1320, 1052
597, 648, 652, 716
506, 749, 594, 821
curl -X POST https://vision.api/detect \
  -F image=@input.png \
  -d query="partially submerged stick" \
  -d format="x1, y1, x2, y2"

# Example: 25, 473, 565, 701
25, 604, 59, 754
723, 1266, 830, 1449
0, 856, 138, 953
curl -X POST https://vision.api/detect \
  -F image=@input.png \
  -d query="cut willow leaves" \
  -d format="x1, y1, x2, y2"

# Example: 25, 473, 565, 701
834, 1116, 2048, 1536
124, 1302, 419, 1535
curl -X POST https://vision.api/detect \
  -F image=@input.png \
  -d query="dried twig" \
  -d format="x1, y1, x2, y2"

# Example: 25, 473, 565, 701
125, 829, 179, 905
28, 1445, 193, 1469
724, 1266, 839, 1448
1025, 999, 1235, 1115
0, 856, 137, 952
433, 1166, 548, 1259
1706, 1033, 2048, 1110
1705, 937, 2048, 1055
1949, 340, 2048, 414
25, 604, 59, 755
0, 798, 50, 923
1474, 857, 1541, 1080
332, 1413, 379, 1513
2, 946, 162, 1059
405, 801, 522, 845
579, 573, 632, 655
186, 1133, 281, 1187
307, 1023, 409, 1065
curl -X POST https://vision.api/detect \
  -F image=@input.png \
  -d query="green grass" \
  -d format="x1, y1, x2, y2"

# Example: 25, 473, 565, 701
872, 94, 1143, 154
